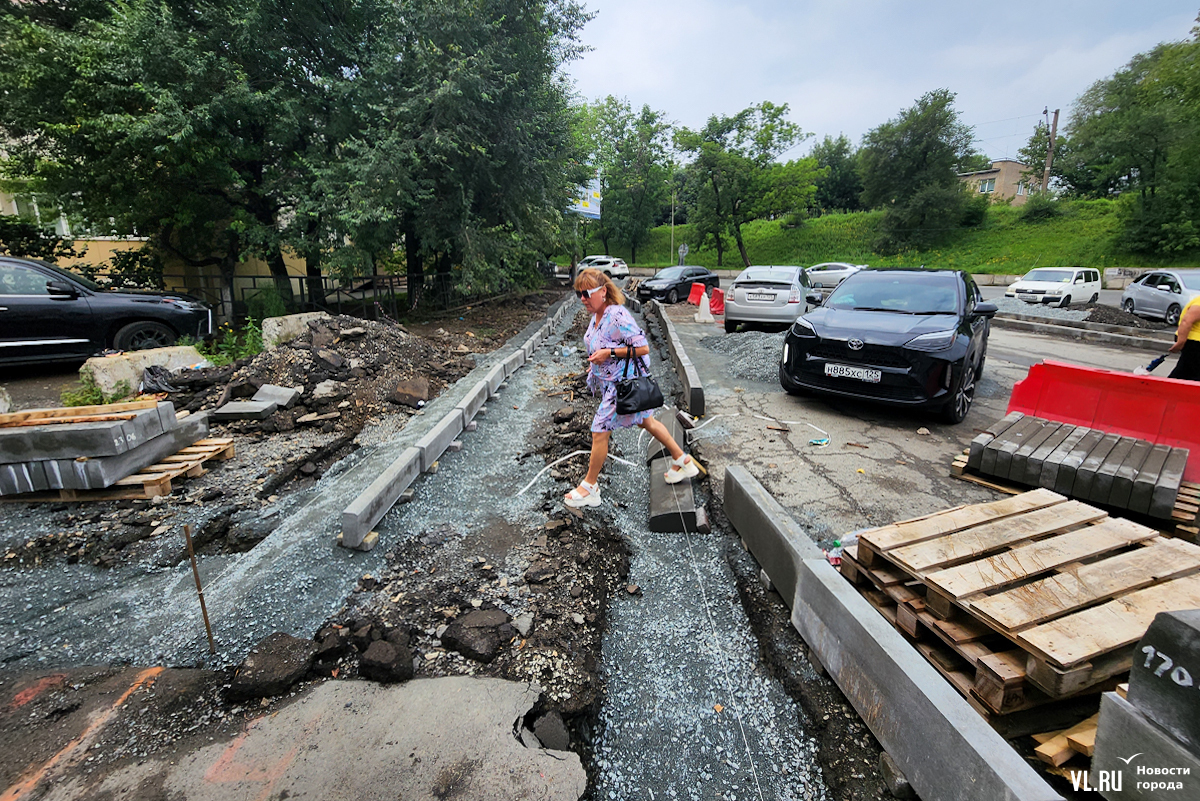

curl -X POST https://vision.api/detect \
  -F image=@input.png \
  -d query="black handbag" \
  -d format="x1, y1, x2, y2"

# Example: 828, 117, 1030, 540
615, 345, 664, 415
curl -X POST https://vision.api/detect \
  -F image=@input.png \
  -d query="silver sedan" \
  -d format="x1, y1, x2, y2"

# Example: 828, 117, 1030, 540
1120, 269, 1200, 326
723, 265, 811, 333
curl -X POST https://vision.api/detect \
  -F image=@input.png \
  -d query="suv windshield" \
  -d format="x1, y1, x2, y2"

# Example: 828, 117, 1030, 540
826, 272, 960, 314
1023, 269, 1073, 283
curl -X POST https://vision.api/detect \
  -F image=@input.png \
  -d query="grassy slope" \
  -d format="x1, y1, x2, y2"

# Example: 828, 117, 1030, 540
576, 199, 1200, 275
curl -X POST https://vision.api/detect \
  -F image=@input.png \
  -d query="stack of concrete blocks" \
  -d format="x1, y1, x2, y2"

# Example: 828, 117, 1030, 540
0, 403, 209, 495
339, 297, 575, 550
968, 412, 1189, 519
1090, 610, 1200, 799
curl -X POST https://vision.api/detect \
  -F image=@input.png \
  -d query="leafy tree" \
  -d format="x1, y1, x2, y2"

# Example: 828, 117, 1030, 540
858, 89, 983, 252
579, 97, 673, 264
0, 216, 83, 263
676, 102, 811, 267
810, 134, 861, 214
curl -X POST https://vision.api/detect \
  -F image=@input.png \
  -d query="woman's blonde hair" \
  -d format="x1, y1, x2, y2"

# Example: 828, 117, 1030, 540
574, 268, 624, 306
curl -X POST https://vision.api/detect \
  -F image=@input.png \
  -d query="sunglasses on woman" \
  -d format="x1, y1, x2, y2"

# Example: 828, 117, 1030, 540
576, 285, 604, 300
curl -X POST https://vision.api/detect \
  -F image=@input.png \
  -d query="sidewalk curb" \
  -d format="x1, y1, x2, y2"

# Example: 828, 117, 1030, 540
643, 300, 705, 415
992, 314, 1173, 352
723, 467, 1063, 801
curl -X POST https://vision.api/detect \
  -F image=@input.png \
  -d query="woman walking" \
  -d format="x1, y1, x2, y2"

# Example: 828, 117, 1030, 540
565, 269, 700, 509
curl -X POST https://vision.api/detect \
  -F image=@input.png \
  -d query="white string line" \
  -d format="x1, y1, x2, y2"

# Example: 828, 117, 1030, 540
515, 449, 638, 496
667, 459, 767, 801
752, 413, 831, 447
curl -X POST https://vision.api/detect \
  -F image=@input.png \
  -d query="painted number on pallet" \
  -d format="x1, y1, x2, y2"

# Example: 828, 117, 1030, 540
1141, 645, 1195, 687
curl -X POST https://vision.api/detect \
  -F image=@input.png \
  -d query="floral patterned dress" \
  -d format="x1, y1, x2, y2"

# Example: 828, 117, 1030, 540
584, 303, 654, 433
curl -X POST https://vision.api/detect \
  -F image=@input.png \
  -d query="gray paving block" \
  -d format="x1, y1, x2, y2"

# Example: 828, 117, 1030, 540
484, 364, 506, 396
1071, 432, 1122, 500
1088, 436, 1136, 505
209, 400, 279, 421
987, 416, 1043, 479
1091, 692, 1199, 800
0, 406, 165, 463
252, 384, 301, 409
341, 447, 423, 549
968, 411, 1024, 471
648, 456, 700, 532
791, 559, 1063, 801
414, 412, 464, 472
453, 381, 489, 427
1023, 423, 1076, 486
724, 466, 822, 608
1109, 439, 1154, 509
1127, 609, 1200, 751
75, 413, 211, 489
1039, 425, 1093, 490
1129, 445, 1172, 515
1054, 428, 1107, 495
1150, 448, 1189, 519
1009, 419, 1064, 484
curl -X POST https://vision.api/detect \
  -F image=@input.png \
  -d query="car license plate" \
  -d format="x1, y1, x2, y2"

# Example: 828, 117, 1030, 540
825, 363, 882, 383
1017, 293, 1037, 301
747, 292, 775, 301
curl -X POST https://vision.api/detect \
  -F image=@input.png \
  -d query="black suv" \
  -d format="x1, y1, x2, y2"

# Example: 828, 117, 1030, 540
0, 256, 213, 365
779, 268, 997, 423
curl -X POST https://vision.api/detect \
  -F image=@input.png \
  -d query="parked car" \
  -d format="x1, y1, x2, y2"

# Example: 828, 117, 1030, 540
0, 256, 213, 365
723, 265, 811, 333
779, 268, 997, 423
636, 265, 719, 304
1120, 269, 1200, 326
1004, 266, 1101, 308
806, 262, 865, 289
576, 255, 629, 280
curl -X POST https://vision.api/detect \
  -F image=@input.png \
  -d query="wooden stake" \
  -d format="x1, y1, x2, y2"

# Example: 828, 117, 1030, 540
184, 524, 216, 654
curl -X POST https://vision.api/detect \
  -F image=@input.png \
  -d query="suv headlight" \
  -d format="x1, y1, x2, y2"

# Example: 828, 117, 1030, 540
905, 329, 957, 352
790, 318, 816, 337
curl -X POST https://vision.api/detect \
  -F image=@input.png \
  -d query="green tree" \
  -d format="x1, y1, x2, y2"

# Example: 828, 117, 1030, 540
676, 102, 811, 267
810, 134, 862, 214
858, 89, 983, 252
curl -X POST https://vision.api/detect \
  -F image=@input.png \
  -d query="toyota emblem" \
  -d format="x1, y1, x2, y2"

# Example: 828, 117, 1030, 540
848, 338, 864, 351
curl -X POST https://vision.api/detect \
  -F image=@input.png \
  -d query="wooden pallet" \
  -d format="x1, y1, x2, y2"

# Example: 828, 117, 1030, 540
1, 438, 234, 502
0, 399, 160, 428
851, 489, 1200, 700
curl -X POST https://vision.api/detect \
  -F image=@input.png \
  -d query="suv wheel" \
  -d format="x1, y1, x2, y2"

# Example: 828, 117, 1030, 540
115, 321, 177, 351
941, 354, 977, 424
666, 288, 678, 304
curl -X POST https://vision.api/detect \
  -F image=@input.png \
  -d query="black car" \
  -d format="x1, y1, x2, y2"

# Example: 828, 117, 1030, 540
636, 265, 719, 304
779, 268, 997, 423
0, 256, 213, 365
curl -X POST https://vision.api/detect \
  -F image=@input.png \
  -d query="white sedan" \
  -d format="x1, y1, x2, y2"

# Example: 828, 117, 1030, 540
806, 262, 865, 289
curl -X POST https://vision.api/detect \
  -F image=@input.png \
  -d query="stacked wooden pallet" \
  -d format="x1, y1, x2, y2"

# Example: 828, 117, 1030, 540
840, 488, 1200, 718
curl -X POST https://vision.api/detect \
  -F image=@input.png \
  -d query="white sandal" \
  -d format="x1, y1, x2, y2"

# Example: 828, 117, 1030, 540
664, 454, 700, 484
565, 480, 602, 508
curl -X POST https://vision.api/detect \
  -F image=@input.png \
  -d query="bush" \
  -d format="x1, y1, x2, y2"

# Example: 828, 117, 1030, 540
244, 285, 289, 322
61, 375, 132, 406
1019, 193, 1064, 223
960, 194, 990, 227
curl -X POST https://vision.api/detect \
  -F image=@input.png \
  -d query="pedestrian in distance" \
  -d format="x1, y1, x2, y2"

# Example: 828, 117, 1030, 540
1168, 293, 1200, 381
565, 269, 700, 508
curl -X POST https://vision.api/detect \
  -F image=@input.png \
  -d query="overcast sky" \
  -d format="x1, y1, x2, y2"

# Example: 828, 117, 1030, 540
567, 1, 1197, 162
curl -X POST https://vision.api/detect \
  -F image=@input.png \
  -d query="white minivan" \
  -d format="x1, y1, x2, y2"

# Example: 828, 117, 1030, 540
1004, 267, 1101, 308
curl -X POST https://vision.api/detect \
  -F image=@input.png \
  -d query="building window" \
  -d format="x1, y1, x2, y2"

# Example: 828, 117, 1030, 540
978, 179, 996, 193
1016, 182, 1026, 195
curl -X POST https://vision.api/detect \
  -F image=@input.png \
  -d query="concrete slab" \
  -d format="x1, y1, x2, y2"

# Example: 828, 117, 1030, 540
262, 311, 330, 348
983, 415, 1042, 477
85, 677, 586, 801
724, 466, 822, 607
1023, 423, 1076, 486
81, 346, 208, 397
647, 456, 700, 532
414, 412, 464, 473
453, 380, 489, 427
0, 406, 165, 463
154, 401, 180, 431
1009, 419, 1064, 484
1088, 436, 1136, 505
1126, 609, 1200, 752
1039, 425, 1094, 490
251, 384, 302, 409
1054, 428, 1107, 495
341, 447, 423, 549
1109, 439, 1154, 509
1090, 692, 1200, 800
209, 400, 279, 421
791, 559, 1063, 801
1071, 432, 1122, 500
76, 413, 210, 489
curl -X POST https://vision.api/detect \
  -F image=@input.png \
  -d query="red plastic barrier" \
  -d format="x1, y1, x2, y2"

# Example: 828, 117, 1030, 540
1007, 360, 1200, 482
687, 282, 705, 305
709, 288, 725, 315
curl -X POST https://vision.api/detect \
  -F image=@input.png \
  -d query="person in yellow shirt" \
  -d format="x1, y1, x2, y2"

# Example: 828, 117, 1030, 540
1168, 294, 1200, 381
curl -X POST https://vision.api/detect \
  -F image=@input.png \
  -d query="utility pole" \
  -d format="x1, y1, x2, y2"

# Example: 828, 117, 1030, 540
1041, 108, 1059, 194
670, 189, 676, 266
